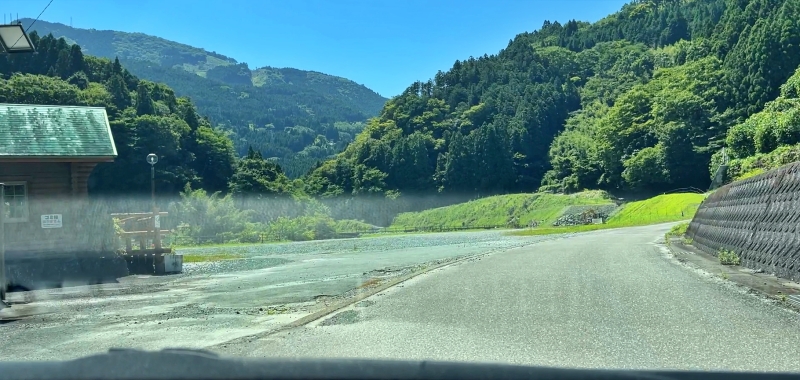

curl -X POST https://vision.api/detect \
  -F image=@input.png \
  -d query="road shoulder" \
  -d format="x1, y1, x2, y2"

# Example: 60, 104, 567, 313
664, 237, 800, 310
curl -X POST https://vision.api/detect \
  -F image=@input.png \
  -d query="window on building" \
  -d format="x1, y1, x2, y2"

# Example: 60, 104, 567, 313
2, 182, 28, 223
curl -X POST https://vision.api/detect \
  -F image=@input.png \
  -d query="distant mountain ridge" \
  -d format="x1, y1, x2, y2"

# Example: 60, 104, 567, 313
19, 19, 238, 76
18, 18, 388, 177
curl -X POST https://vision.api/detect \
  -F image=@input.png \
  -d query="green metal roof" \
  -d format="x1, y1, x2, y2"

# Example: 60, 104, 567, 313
0, 103, 117, 158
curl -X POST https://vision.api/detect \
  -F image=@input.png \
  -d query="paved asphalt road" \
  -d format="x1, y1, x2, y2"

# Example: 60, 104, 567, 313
0, 230, 548, 360
218, 223, 800, 373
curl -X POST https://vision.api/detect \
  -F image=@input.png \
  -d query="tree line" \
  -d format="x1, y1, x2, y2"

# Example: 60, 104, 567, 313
304, 0, 800, 199
6, 0, 800, 231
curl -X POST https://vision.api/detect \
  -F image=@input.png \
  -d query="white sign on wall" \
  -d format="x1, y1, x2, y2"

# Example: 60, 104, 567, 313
41, 214, 63, 228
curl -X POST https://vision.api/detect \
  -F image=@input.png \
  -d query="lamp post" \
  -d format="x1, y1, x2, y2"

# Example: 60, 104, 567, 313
147, 154, 158, 210
147, 154, 166, 274
147, 153, 159, 229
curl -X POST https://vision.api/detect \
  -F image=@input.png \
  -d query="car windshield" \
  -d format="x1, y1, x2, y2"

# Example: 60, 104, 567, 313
2, 0, 800, 374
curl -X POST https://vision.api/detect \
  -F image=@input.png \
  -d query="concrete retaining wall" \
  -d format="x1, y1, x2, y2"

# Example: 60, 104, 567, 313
686, 162, 800, 282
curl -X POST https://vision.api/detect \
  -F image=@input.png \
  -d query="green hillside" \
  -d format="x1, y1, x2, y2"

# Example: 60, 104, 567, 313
387, 190, 706, 236
302, 0, 800, 200
390, 191, 615, 229
0, 34, 236, 196
512, 192, 706, 236
606, 193, 705, 226
714, 66, 800, 184
20, 18, 388, 178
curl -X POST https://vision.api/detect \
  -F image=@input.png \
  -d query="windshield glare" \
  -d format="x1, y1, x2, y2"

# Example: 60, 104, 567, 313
1, 0, 800, 374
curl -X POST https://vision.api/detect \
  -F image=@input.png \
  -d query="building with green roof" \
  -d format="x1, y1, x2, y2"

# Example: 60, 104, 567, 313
0, 103, 117, 160
0, 103, 118, 260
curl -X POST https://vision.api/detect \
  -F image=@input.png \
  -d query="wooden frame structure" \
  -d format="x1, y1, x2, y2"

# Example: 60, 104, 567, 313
111, 210, 173, 274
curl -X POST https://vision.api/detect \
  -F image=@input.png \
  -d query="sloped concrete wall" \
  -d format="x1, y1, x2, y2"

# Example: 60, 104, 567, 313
686, 162, 800, 282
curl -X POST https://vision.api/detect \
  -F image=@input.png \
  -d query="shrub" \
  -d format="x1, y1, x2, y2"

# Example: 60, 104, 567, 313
664, 221, 690, 243
718, 248, 740, 266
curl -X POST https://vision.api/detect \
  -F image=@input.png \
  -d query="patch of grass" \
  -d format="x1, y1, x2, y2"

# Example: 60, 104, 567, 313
360, 226, 503, 238
666, 221, 690, 237
182, 252, 243, 263
391, 190, 614, 229
265, 305, 291, 315
513, 224, 608, 236
511, 193, 704, 237
359, 231, 418, 238
664, 221, 691, 244
718, 248, 740, 266
334, 219, 377, 233
606, 193, 703, 225
171, 240, 285, 250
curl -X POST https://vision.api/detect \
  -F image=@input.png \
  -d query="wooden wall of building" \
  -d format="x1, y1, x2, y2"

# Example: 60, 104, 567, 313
0, 161, 104, 257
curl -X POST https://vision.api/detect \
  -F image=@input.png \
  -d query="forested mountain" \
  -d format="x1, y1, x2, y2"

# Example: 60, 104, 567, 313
20, 19, 388, 177
304, 0, 800, 198
0, 32, 239, 196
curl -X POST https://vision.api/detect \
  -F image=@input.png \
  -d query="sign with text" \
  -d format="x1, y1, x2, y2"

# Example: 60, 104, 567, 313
41, 214, 62, 229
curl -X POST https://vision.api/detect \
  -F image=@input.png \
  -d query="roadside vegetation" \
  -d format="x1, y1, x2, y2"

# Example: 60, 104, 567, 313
181, 252, 243, 263
664, 221, 691, 245
163, 185, 379, 247
163, 190, 706, 248
718, 248, 741, 266
665, 221, 690, 238
725, 144, 800, 182
511, 193, 704, 236
390, 190, 613, 229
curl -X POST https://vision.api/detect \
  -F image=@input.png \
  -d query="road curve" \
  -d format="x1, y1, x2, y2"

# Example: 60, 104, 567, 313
219, 223, 800, 373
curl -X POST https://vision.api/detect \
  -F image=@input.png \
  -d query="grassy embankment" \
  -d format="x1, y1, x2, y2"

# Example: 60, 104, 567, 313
510, 192, 706, 236
388, 190, 705, 236
389, 190, 614, 230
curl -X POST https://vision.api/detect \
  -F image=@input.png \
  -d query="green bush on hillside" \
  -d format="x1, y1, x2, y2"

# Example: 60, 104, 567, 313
724, 144, 800, 182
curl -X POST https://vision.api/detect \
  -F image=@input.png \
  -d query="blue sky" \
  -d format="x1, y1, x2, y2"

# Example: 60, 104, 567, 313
5, 0, 629, 98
